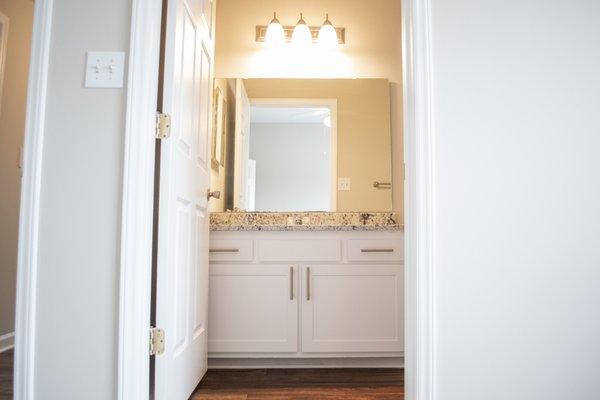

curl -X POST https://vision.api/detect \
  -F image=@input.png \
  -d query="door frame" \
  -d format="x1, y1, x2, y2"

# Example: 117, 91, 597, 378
248, 97, 338, 212
13, 0, 54, 398
402, 0, 435, 399
116, 1, 163, 399
15, 0, 436, 399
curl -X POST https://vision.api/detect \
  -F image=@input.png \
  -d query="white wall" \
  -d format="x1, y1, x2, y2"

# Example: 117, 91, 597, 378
250, 122, 330, 211
429, 0, 600, 399
33, 0, 131, 398
0, 0, 34, 343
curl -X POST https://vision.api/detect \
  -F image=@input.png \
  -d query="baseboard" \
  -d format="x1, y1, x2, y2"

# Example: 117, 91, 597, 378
208, 357, 404, 369
0, 332, 15, 353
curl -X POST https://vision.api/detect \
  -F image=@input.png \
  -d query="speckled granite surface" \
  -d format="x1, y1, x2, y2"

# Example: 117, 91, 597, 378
210, 212, 403, 231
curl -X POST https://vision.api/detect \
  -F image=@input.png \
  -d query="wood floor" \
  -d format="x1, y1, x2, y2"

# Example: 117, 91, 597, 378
0, 350, 404, 399
0, 349, 12, 400
190, 368, 404, 399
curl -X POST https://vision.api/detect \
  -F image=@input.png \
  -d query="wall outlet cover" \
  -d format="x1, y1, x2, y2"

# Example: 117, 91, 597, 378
338, 177, 351, 191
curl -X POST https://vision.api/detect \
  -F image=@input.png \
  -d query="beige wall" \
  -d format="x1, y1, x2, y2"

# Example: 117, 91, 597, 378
245, 78, 392, 211
215, 0, 404, 218
210, 78, 236, 212
0, 0, 34, 339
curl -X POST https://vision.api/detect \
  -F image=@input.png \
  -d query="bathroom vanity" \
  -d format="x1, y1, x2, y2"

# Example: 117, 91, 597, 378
207, 212, 404, 368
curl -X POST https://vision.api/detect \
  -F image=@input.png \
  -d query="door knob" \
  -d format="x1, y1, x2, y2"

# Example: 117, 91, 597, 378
207, 190, 221, 200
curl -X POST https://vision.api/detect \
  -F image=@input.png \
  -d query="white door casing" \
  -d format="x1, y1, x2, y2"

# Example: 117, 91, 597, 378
155, 0, 215, 399
233, 78, 250, 210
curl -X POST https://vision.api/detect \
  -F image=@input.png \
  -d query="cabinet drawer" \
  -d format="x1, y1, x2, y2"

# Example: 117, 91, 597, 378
258, 239, 341, 262
209, 239, 254, 262
346, 239, 404, 262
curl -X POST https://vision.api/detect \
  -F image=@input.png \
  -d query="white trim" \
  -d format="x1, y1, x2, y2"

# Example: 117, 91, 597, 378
14, 1, 53, 399
0, 332, 15, 353
117, 1, 162, 399
248, 98, 339, 212
208, 357, 404, 369
402, 0, 436, 399
0, 12, 9, 115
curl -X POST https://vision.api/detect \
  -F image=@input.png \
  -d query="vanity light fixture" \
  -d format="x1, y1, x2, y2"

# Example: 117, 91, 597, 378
291, 13, 312, 46
318, 14, 338, 48
264, 12, 285, 47
255, 14, 346, 45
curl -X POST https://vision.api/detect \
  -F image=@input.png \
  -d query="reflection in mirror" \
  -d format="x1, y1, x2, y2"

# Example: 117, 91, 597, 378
248, 101, 335, 212
210, 78, 393, 212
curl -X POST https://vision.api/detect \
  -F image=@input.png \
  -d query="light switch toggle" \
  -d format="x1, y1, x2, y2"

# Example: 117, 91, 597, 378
85, 51, 125, 88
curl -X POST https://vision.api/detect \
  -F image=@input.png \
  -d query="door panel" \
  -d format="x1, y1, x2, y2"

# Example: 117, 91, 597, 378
301, 265, 404, 353
155, 0, 214, 398
208, 265, 298, 353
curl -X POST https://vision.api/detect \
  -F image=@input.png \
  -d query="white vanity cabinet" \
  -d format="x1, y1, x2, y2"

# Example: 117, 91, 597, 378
208, 230, 404, 361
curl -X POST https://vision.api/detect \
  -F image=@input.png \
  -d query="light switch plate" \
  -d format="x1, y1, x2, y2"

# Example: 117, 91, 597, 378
338, 177, 351, 191
85, 51, 125, 88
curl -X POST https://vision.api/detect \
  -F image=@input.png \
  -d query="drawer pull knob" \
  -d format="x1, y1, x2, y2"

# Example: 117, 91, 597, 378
209, 249, 240, 253
361, 248, 394, 253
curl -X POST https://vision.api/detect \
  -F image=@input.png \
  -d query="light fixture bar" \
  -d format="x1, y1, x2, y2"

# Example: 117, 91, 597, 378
256, 25, 346, 44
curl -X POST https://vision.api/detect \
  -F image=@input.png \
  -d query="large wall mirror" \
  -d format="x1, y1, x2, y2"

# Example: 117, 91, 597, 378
210, 78, 393, 212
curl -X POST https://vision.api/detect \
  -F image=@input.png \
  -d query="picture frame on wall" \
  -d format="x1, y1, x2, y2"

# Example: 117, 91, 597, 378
211, 85, 227, 169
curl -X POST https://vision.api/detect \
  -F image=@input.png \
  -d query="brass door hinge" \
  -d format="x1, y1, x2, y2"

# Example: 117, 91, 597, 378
156, 113, 171, 139
149, 327, 165, 356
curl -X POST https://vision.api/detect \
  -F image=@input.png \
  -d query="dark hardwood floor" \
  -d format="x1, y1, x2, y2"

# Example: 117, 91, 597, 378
190, 368, 404, 399
0, 349, 13, 400
0, 350, 404, 399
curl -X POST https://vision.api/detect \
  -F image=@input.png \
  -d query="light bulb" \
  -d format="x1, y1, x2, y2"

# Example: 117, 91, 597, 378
292, 13, 312, 47
265, 12, 285, 47
318, 14, 338, 48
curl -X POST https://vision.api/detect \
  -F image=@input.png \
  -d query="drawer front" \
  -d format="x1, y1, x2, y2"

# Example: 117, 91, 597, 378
346, 239, 404, 262
258, 239, 341, 262
209, 239, 254, 262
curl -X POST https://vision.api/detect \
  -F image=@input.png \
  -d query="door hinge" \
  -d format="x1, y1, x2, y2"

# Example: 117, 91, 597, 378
156, 113, 171, 139
149, 327, 165, 356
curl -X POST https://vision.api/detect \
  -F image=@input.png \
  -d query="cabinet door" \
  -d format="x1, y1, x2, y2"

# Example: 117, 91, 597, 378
301, 265, 403, 353
208, 264, 298, 353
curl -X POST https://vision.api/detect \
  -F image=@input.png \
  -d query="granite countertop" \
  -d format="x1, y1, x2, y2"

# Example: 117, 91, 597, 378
210, 212, 403, 231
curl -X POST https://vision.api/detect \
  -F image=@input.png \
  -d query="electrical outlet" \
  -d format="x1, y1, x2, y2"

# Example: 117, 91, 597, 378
338, 177, 351, 191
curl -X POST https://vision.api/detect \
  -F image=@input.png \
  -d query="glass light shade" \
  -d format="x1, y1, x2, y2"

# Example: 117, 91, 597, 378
292, 14, 312, 46
265, 13, 285, 46
318, 19, 338, 48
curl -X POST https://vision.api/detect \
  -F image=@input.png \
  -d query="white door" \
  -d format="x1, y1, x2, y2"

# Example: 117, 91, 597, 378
155, 0, 215, 399
302, 265, 404, 353
208, 264, 298, 353
233, 78, 250, 210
